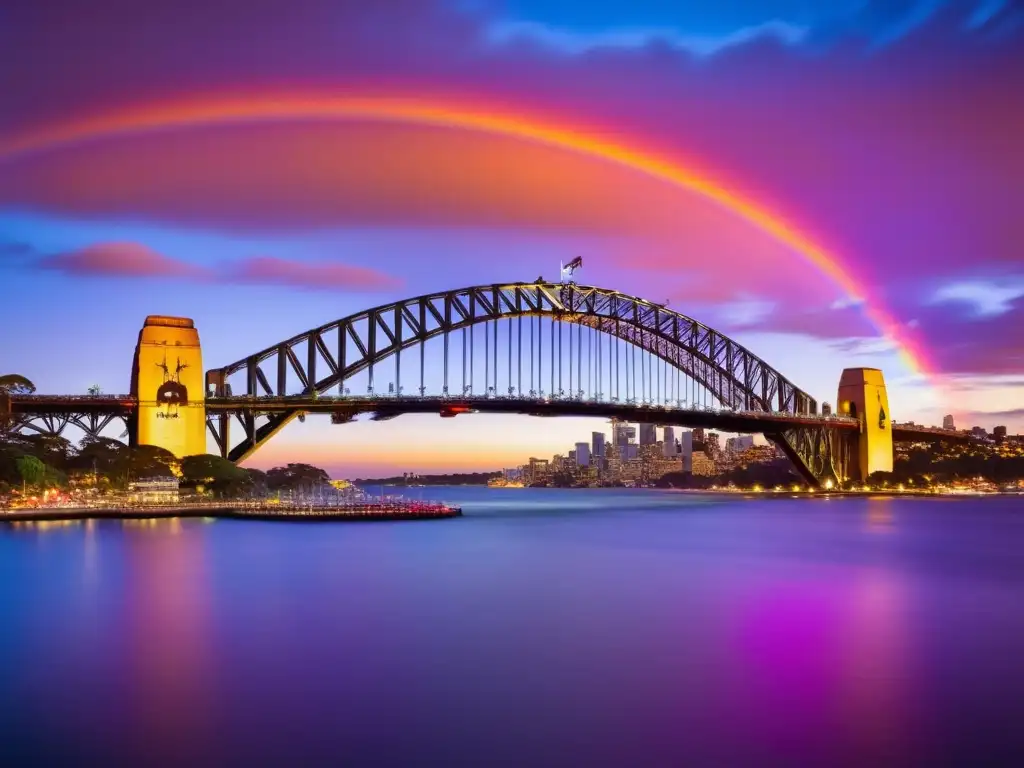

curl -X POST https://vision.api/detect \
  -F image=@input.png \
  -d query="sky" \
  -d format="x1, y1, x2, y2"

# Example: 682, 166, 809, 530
1, 0, 1022, 477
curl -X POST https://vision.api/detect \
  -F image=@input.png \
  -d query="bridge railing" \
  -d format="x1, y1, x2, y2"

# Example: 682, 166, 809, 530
203, 392, 859, 422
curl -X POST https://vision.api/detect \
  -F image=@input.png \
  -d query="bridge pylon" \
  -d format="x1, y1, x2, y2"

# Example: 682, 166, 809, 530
837, 367, 893, 482
130, 315, 206, 458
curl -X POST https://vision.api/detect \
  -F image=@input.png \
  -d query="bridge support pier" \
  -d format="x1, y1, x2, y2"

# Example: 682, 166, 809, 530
768, 425, 855, 489
130, 316, 206, 458
837, 367, 893, 483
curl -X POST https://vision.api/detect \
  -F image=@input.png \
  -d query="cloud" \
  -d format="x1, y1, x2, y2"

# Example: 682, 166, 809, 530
713, 298, 877, 340
40, 242, 207, 278
226, 256, 403, 292
34, 243, 401, 292
484, 19, 808, 57
930, 279, 1024, 317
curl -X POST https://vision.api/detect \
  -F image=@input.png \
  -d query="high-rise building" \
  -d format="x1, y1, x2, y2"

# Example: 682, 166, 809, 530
692, 428, 706, 443
943, 414, 955, 430
592, 432, 606, 461
679, 430, 694, 471
994, 426, 1007, 442
639, 423, 657, 445
663, 426, 676, 457
726, 435, 755, 454
575, 442, 591, 467
612, 420, 636, 447
706, 432, 721, 457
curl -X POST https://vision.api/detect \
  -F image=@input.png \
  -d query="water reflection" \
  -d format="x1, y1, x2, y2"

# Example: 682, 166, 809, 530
837, 567, 915, 761
121, 518, 216, 759
2, 492, 1024, 764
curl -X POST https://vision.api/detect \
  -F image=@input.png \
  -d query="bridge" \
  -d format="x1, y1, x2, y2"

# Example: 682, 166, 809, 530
1, 281, 966, 487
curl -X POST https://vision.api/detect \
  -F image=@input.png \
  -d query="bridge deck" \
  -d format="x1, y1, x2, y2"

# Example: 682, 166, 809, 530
5, 394, 968, 442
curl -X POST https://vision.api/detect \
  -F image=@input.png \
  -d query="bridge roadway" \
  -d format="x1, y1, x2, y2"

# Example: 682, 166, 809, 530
5, 394, 970, 444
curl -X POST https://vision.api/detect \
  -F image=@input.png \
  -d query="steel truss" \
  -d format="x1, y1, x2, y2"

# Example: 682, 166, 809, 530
7, 411, 129, 442
205, 282, 839, 481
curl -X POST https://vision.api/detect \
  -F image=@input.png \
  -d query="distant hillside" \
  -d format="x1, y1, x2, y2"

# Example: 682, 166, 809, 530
355, 472, 501, 486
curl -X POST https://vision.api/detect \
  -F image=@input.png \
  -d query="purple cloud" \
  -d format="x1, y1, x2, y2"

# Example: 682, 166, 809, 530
225, 256, 403, 292
34, 243, 401, 293
40, 242, 207, 278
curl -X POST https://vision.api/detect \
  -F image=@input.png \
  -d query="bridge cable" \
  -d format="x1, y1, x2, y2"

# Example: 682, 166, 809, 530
443, 328, 449, 396
549, 317, 555, 398
558, 318, 563, 398
517, 315, 522, 396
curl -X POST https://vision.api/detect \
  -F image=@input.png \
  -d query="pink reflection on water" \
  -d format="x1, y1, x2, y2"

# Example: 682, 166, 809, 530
121, 519, 218, 757
729, 558, 918, 761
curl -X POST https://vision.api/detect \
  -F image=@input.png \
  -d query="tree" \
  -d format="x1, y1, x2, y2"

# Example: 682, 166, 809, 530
266, 463, 330, 491
180, 454, 251, 496
128, 445, 178, 478
0, 374, 35, 394
15, 455, 46, 489
15, 433, 74, 471
87, 384, 102, 396
72, 437, 131, 487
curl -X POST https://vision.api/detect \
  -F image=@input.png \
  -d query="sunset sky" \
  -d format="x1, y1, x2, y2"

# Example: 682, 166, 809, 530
1, 0, 1021, 477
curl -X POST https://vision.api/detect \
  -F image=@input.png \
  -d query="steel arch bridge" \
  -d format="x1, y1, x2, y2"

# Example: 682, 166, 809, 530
203, 281, 847, 483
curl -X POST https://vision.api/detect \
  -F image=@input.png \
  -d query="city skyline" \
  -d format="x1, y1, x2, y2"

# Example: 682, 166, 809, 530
2, 0, 1022, 477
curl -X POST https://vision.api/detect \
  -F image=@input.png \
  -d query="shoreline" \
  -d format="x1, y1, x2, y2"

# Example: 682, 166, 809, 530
0, 505, 462, 524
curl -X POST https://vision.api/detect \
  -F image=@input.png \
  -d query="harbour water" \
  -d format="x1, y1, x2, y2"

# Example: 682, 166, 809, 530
1, 488, 1023, 765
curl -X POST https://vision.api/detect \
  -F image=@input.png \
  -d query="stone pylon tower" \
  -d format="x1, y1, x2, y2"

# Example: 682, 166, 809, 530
837, 367, 893, 482
130, 316, 206, 458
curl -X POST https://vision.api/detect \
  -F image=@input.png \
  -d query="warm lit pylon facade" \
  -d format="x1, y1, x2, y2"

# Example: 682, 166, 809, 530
837, 367, 893, 482
130, 315, 206, 457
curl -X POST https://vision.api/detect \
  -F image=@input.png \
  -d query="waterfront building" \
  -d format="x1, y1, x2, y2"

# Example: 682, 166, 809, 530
639, 423, 657, 445
128, 477, 180, 503
575, 442, 591, 467
526, 458, 550, 484
943, 414, 955, 430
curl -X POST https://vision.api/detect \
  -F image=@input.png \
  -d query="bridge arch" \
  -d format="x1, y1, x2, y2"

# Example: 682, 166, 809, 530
205, 282, 819, 465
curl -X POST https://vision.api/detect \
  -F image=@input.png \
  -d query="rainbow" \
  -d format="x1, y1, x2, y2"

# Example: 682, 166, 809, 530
0, 92, 935, 382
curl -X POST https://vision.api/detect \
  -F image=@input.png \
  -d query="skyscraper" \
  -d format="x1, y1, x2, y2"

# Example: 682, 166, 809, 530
575, 442, 591, 466
612, 419, 636, 447
639, 423, 657, 445
680, 431, 694, 471
663, 426, 676, 457
592, 432, 606, 461
943, 414, 955, 430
